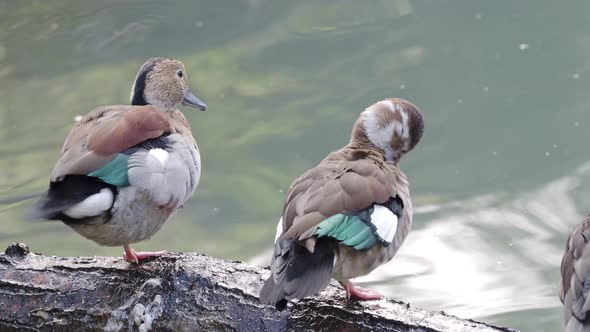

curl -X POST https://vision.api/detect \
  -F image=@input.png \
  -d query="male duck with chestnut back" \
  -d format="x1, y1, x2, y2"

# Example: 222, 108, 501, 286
35, 58, 207, 263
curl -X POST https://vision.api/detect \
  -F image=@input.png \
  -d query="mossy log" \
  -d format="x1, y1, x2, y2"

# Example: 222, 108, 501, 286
0, 243, 518, 332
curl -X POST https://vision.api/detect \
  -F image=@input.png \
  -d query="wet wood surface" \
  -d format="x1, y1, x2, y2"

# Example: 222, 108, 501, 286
0, 243, 518, 332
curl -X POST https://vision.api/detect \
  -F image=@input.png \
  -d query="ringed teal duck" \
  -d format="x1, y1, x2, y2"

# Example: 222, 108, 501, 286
35, 57, 207, 263
259, 98, 424, 309
560, 216, 590, 331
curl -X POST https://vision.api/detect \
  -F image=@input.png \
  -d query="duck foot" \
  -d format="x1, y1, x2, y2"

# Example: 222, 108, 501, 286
123, 245, 167, 263
343, 281, 383, 301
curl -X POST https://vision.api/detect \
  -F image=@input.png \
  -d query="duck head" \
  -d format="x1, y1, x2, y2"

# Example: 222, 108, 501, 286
351, 98, 424, 163
130, 57, 207, 111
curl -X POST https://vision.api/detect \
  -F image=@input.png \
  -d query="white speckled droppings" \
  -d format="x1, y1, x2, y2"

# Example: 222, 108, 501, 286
139, 278, 162, 291
104, 277, 164, 332
136, 294, 163, 332
31, 310, 50, 320
132, 303, 146, 326
104, 310, 126, 332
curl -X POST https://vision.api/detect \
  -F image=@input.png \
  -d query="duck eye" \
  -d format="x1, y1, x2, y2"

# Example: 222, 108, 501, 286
176, 70, 183, 78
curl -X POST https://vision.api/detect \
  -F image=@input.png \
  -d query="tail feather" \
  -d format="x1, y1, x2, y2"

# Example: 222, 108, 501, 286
32, 175, 115, 222
259, 238, 335, 310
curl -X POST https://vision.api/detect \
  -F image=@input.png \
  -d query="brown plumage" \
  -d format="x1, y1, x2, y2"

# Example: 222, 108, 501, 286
52, 105, 191, 181
260, 98, 424, 309
560, 216, 590, 331
282, 148, 404, 242
34, 58, 207, 263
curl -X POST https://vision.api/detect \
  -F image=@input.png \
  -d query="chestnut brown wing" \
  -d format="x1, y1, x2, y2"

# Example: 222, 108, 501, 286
50, 105, 170, 181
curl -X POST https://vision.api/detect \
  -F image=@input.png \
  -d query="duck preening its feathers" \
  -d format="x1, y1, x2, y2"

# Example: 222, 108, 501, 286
260, 98, 424, 309
260, 196, 405, 310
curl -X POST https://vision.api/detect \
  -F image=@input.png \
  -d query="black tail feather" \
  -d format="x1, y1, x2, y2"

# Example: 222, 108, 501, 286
32, 175, 115, 222
259, 238, 335, 310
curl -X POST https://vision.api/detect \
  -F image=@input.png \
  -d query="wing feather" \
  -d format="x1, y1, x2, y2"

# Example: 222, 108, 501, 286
51, 105, 171, 181
280, 148, 404, 242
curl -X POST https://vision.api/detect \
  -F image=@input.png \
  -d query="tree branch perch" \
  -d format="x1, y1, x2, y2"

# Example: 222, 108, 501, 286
0, 243, 517, 332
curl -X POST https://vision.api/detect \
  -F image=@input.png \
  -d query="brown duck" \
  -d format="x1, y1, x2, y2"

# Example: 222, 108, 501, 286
560, 216, 590, 331
259, 98, 424, 309
34, 58, 207, 263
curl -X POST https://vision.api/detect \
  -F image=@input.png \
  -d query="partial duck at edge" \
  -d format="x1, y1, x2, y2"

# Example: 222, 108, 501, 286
561, 216, 590, 332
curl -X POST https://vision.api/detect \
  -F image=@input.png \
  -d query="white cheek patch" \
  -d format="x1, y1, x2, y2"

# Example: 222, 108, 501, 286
63, 188, 114, 219
363, 110, 396, 151
148, 148, 169, 167
363, 102, 408, 148
370, 204, 398, 244
400, 108, 409, 139
274, 217, 284, 243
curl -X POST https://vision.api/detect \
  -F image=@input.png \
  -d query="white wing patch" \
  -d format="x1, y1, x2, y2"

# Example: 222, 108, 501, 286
128, 135, 199, 208
274, 217, 284, 243
63, 188, 114, 219
370, 204, 398, 243
148, 148, 169, 167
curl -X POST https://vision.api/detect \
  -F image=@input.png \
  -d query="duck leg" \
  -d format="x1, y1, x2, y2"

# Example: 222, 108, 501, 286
340, 280, 383, 301
123, 244, 167, 263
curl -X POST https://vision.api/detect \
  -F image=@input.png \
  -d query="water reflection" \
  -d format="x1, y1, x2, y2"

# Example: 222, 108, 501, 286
251, 163, 589, 331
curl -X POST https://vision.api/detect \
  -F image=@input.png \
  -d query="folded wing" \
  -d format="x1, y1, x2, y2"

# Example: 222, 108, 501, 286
260, 149, 404, 308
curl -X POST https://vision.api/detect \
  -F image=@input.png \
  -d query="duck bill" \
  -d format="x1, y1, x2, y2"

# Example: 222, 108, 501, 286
182, 90, 207, 111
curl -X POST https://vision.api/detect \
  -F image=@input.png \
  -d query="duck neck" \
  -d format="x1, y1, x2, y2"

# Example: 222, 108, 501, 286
131, 84, 149, 106
348, 118, 394, 162
130, 61, 157, 106
344, 140, 390, 163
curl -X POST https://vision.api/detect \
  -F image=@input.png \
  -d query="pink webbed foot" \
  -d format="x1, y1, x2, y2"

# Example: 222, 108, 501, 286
343, 281, 383, 301
123, 245, 167, 263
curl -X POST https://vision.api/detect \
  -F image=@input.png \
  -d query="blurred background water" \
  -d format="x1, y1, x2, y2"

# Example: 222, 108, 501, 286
1, 1, 589, 331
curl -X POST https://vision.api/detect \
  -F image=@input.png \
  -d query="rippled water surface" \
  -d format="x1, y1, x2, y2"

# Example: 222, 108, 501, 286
2, 1, 590, 331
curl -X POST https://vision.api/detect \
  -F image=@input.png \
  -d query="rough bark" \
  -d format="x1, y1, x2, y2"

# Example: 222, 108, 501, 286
0, 243, 518, 332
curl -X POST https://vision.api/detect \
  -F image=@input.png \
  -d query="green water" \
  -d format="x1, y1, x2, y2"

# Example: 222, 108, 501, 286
2, 1, 589, 331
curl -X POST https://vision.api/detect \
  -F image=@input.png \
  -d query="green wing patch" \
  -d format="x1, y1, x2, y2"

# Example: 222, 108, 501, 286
315, 212, 377, 250
88, 153, 129, 187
